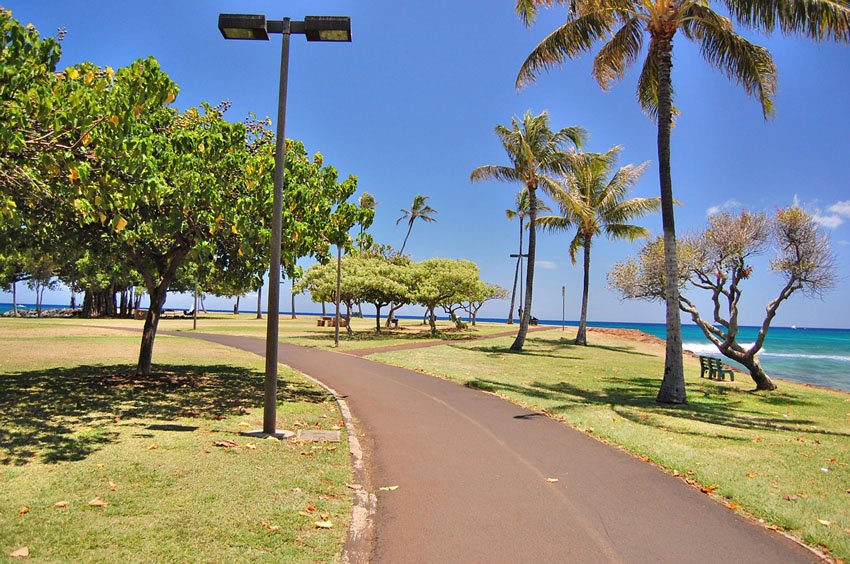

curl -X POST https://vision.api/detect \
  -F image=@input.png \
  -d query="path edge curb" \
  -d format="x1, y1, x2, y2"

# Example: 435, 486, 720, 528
293, 364, 376, 564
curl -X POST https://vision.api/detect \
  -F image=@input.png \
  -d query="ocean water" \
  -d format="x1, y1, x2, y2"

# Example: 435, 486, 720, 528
3, 303, 848, 392
526, 319, 850, 392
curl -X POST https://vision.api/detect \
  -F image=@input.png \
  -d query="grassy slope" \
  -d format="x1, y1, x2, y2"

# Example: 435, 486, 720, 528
0, 320, 351, 562
370, 328, 850, 560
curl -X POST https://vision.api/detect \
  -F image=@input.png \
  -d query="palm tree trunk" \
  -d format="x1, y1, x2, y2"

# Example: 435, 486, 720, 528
290, 278, 296, 319
399, 222, 414, 255
12, 281, 17, 316
511, 188, 536, 350
575, 238, 591, 346
654, 43, 687, 404
507, 216, 523, 324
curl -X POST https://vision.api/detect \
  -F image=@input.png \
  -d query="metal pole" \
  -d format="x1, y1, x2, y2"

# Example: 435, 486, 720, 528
335, 244, 341, 347
263, 18, 291, 436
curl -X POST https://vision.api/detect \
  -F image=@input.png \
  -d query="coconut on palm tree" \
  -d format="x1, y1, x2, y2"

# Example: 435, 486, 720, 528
505, 190, 550, 324
396, 194, 438, 255
538, 146, 658, 345
471, 111, 586, 351
514, 0, 849, 403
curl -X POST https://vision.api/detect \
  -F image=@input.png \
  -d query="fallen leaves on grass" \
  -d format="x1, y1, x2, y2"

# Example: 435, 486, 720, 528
379, 485, 399, 491
261, 519, 280, 532
245, 443, 256, 450
346, 483, 363, 490
314, 520, 334, 529
18, 506, 29, 516
88, 497, 109, 507
305, 505, 317, 513
784, 495, 798, 502
215, 440, 239, 448
9, 547, 28, 558
109, 481, 117, 491
818, 519, 832, 527
546, 478, 559, 483
147, 444, 159, 450
745, 471, 758, 478
726, 501, 741, 510
53, 501, 68, 508
700, 485, 719, 494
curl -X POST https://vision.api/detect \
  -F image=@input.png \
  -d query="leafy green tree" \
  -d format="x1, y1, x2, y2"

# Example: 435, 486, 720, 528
514, 0, 850, 403
538, 146, 657, 345
609, 208, 835, 390
396, 194, 438, 254
471, 111, 585, 350
464, 282, 509, 326
413, 258, 481, 336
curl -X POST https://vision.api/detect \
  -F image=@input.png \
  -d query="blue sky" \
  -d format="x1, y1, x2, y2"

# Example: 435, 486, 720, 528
3, 0, 849, 328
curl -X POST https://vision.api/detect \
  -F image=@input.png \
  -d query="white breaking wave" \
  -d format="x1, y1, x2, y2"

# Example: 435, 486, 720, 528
759, 352, 850, 363
683, 342, 758, 356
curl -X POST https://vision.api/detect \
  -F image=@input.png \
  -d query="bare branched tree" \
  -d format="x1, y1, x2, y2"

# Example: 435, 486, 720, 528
608, 207, 836, 391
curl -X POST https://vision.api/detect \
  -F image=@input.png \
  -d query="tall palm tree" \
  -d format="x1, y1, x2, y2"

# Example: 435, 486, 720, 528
395, 194, 439, 255
397, 194, 438, 255
538, 146, 658, 345
471, 111, 586, 351
514, 0, 849, 403
505, 190, 550, 324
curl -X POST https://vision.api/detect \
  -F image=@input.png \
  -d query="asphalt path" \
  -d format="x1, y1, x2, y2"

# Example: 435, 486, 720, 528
179, 332, 819, 564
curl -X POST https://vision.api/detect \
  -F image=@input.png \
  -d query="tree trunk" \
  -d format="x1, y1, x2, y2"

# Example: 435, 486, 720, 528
429, 306, 437, 336
35, 283, 43, 317
11, 281, 17, 316
399, 223, 414, 255
575, 239, 591, 346
134, 293, 142, 316
120, 290, 128, 318
137, 287, 166, 376
321, 301, 326, 316
375, 304, 382, 333
193, 285, 198, 331
234, 295, 240, 315
507, 216, 523, 324
511, 187, 536, 351
334, 245, 341, 347
256, 284, 263, 320
290, 279, 296, 319
357, 302, 363, 318
653, 42, 687, 405
737, 354, 777, 391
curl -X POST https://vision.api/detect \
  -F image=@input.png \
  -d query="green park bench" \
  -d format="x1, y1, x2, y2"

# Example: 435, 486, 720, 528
699, 356, 735, 381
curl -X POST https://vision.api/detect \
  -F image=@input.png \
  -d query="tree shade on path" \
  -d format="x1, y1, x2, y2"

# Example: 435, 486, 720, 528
175, 331, 816, 563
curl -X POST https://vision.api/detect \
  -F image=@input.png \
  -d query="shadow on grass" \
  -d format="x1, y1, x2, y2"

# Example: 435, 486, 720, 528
0, 364, 326, 466
296, 326, 487, 346
467, 376, 847, 440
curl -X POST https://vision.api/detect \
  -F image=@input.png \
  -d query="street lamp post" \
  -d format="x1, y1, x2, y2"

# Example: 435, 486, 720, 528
219, 13, 351, 437
510, 253, 529, 322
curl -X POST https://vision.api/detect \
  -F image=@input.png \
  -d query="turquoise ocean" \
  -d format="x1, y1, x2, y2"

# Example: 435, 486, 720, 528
3, 303, 848, 392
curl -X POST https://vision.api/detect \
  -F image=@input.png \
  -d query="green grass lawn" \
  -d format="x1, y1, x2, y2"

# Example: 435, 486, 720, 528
0, 320, 351, 562
369, 329, 850, 561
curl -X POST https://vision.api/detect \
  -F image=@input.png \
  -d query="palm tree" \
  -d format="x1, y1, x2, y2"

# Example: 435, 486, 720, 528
505, 190, 550, 324
514, 0, 849, 403
396, 194, 438, 255
538, 146, 658, 345
471, 111, 586, 351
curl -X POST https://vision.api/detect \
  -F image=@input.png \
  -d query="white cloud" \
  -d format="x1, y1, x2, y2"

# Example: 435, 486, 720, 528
837, 240, 850, 246
537, 260, 558, 270
828, 200, 850, 218
811, 212, 844, 229
706, 199, 741, 216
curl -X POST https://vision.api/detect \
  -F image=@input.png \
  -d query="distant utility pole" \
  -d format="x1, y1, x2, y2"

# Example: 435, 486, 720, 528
561, 286, 566, 331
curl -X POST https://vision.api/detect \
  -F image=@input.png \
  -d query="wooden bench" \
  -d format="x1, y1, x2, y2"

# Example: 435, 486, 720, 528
325, 317, 348, 328
699, 356, 735, 381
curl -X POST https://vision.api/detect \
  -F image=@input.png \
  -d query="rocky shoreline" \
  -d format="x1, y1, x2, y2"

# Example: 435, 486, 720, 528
1, 308, 78, 318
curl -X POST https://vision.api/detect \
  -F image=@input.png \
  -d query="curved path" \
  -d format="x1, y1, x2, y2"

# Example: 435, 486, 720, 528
183, 332, 819, 563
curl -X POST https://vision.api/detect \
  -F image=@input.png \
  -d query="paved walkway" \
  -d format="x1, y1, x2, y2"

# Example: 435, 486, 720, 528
181, 332, 818, 563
